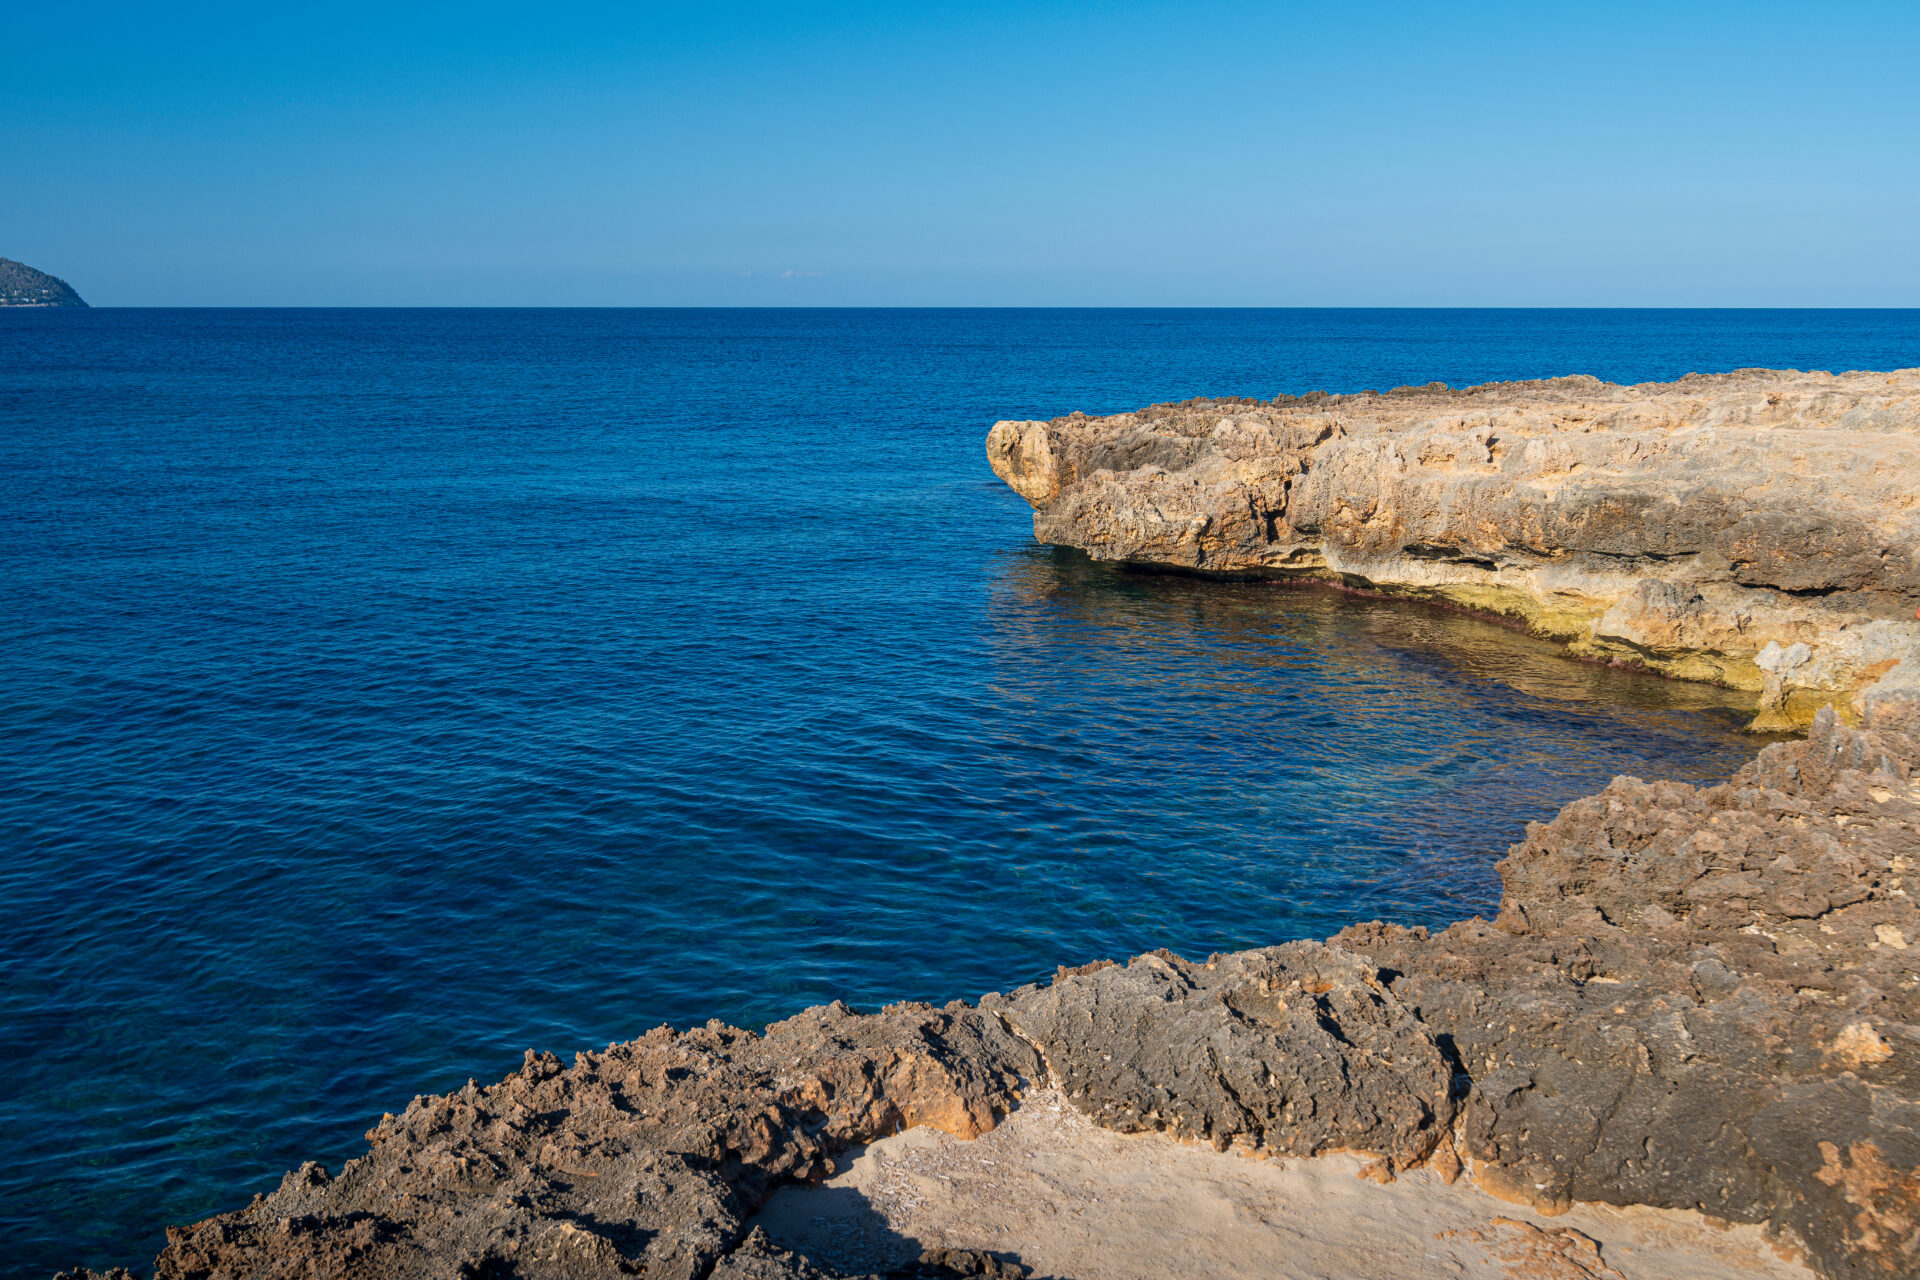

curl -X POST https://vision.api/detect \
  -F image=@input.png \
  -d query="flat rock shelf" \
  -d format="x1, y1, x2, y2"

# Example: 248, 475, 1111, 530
752, 1088, 1812, 1280
987, 367, 1920, 730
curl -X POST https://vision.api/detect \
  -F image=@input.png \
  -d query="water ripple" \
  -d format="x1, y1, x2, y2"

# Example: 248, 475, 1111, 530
7, 307, 1914, 1275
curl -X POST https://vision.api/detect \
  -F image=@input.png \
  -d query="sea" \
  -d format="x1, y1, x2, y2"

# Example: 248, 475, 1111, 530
6, 308, 1919, 1276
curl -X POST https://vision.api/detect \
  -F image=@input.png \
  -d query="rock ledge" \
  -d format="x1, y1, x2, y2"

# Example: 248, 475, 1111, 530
54, 372, 1920, 1278
987, 367, 1920, 729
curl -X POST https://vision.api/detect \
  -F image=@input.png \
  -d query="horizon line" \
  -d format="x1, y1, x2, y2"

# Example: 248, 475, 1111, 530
15, 303, 1920, 313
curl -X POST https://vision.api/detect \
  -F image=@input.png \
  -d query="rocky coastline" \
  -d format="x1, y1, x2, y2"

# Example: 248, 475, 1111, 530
63, 370, 1920, 1280
987, 368, 1920, 730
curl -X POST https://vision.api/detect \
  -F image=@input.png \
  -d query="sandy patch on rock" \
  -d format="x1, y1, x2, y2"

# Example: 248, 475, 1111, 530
751, 1089, 1810, 1280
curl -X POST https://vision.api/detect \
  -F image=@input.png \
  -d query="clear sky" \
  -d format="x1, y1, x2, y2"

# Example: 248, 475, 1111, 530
7, 1, 1917, 306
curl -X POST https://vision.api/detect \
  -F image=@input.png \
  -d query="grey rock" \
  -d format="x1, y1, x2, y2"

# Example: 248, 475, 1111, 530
992, 944, 1454, 1168
57, 494, 1920, 1280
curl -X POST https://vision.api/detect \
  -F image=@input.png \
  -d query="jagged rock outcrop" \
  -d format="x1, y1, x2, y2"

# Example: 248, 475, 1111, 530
65, 688, 1920, 1279
0, 257, 87, 307
986, 368, 1920, 729
983, 945, 1456, 1169
135, 1003, 1037, 1280
1339, 699, 1920, 1278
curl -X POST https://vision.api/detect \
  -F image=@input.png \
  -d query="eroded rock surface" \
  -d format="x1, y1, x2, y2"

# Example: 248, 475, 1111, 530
984, 945, 1456, 1169
133, 1004, 1038, 1280
1338, 700, 1920, 1278
986, 368, 1920, 728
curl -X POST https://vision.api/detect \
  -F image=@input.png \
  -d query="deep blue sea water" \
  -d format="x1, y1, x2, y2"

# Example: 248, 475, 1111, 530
5, 308, 1919, 1276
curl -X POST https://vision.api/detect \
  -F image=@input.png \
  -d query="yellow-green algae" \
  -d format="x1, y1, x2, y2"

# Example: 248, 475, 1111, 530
1261, 569, 1866, 732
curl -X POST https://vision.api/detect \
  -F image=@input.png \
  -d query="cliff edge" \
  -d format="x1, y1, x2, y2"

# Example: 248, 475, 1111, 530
0, 258, 88, 307
986, 368, 1920, 730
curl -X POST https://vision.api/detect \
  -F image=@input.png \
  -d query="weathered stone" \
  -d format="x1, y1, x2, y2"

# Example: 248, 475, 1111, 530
989, 943, 1455, 1168
986, 369, 1920, 728
136, 1003, 1039, 1280
1337, 702, 1920, 1278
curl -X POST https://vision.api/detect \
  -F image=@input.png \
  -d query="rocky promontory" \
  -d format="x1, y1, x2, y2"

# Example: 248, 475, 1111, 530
0, 257, 87, 307
987, 368, 1920, 729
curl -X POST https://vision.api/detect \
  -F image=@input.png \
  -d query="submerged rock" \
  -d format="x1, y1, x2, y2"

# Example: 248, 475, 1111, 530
985, 369, 1920, 730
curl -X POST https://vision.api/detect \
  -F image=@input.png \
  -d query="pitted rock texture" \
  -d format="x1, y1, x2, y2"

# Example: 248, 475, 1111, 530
1340, 702, 1920, 1279
136, 1003, 1039, 1280
65, 717, 1920, 1280
983, 944, 1456, 1169
985, 368, 1920, 727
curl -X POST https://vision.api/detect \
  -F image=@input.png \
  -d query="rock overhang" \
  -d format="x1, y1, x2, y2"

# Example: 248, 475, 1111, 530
986, 368, 1920, 732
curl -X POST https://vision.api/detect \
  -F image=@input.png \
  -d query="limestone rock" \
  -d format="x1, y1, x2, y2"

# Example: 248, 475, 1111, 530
1341, 701, 1920, 1278
60, 479, 1920, 1279
986, 370, 1920, 727
145, 1003, 1039, 1280
990, 943, 1454, 1168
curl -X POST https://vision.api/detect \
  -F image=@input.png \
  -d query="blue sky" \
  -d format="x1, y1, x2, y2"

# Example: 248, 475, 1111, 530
6, 1, 1917, 305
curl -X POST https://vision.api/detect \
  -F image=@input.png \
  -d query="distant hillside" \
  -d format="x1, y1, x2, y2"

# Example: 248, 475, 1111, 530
0, 258, 87, 307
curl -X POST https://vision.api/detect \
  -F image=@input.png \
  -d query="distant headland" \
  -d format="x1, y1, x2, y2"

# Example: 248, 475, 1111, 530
0, 258, 87, 307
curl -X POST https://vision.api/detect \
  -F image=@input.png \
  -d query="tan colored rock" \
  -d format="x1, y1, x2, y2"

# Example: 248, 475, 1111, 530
986, 369, 1920, 728
751, 1090, 1809, 1280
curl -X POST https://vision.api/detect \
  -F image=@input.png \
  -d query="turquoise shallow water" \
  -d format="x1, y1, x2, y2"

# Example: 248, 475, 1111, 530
5, 308, 1918, 1275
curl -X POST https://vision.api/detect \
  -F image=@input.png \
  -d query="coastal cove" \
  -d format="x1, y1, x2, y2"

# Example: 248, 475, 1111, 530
8, 309, 1920, 1278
